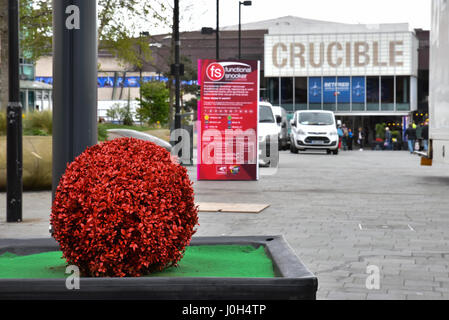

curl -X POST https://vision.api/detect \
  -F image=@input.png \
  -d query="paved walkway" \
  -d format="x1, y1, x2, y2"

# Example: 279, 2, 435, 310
1, 150, 449, 300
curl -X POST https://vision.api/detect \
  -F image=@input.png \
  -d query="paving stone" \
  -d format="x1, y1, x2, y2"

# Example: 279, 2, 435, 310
2, 151, 449, 300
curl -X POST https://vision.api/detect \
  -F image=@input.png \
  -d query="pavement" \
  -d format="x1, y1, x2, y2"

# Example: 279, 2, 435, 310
1, 150, 449, 300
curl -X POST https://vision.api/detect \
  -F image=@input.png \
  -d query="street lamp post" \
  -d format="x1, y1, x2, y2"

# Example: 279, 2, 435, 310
139, 31, 149, 103
239, 1, 252, 60
7, 0, 22, 223
174, 0, 181, 131
201, 1, 220, 60
216, 0, 219, 59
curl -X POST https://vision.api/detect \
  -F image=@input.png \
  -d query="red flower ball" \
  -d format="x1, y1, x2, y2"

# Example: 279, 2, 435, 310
51, 138, 199, 277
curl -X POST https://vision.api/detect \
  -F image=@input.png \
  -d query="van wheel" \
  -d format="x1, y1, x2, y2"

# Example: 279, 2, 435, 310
290, 143, 298, 154
326, 150, 332, 155
332, 149, 339, 155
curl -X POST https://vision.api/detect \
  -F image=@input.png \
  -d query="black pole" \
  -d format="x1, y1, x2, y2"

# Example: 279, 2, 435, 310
6, 0, 22, 223
174, 0, 181, 131
216, 0, 219, 59
139, 32, 143, 104
52, 0, 98, 199
238, 2, 241, 60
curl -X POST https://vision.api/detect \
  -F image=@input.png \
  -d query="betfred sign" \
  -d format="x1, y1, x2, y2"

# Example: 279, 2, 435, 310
264, 32, 418, 77
197, 60, 260, 181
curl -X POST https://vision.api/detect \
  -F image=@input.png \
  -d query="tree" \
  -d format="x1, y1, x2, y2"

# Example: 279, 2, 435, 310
106, 104, 121, 123
19, 0, 168, 67
120, 89, 134, 126
136, 81, 169, 126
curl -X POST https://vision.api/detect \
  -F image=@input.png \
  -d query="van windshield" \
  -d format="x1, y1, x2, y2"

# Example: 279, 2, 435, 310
298, 113, 334, 126
259, 105, 275, 123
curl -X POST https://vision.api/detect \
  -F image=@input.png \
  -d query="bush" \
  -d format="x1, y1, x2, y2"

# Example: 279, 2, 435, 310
0, 111, 6, 136
97, 124, 108, 141
136, 81, 169, 126
50, 138, 199, 277
23, 110, 52, 135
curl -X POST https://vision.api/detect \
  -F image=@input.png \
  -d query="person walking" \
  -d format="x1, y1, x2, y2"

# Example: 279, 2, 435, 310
342, 124, 349, 151
348, 128, 354, 151
422, 120, 429, 152
384, 127, 393, 151
337, 125, 344, 150
405, 123, 417, 153
357, 127, 365, 151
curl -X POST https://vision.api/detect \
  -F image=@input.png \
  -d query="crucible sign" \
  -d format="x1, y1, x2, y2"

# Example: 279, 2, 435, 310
265, 32, 418, 77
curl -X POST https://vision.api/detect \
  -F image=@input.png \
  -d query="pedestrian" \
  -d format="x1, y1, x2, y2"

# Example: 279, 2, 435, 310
348, 128, 354, 151
384, 127, 393, 150
422, 120, 429, 152
357, 127, 365, 151
337, 124, 344, 150
405, 123, 417, 153
342, 124, 349, 151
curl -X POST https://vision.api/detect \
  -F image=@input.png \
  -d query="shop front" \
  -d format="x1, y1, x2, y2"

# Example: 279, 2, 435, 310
264, 31, 419, 149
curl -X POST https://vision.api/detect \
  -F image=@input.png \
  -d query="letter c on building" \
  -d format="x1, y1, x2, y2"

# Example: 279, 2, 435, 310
273, 43, 288, 68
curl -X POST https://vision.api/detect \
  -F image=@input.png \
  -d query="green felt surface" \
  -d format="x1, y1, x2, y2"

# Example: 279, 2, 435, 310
0, 245, 276, 279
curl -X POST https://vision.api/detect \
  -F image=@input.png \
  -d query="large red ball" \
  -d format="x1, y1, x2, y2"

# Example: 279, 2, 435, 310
51, 138, 199, 277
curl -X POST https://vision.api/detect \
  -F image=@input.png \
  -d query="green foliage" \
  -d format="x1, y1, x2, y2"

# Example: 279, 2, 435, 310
391, 130, 401, 140
375, 123, 386, 140
23, 110, 53, 135
136, 81, 170, 125
106, 104, 122, 122
184, 97, 198, 113
121, 90, 134, 126
20, 0, 167, 67
20, 0, 53, 61
106, 103, 134, 125
98, 124, 108, 142
0, 111, 6, 136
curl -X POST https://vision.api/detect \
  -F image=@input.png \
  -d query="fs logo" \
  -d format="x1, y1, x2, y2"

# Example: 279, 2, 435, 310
206, 63, 225, 81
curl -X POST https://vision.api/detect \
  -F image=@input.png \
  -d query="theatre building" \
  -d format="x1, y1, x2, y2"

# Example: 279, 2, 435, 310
262, 17, 421, 144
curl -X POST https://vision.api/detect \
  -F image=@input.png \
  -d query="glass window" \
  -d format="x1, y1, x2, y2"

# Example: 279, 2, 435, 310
396, 76, 410, 103
281, 78, 294, 111
351, 76, 365, 111
259, 105, 275, 123
366, 76, 380, 111
267, 78, 279, 106
396, 76, 410, 111
20, 64, 35, 81
309, 77, 322, 110
295, 77, 307, 110
298, 112, 335, 126
381, 76, 394, 111
28, 91, 35, 112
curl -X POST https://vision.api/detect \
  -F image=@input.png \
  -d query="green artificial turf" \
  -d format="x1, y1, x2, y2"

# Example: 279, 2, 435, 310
0, 245, 276, 279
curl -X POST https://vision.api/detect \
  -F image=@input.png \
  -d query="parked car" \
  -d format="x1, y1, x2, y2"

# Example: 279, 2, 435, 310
259, 102, 280, 166
271, 106, 289, 150
290, 110, 339, 155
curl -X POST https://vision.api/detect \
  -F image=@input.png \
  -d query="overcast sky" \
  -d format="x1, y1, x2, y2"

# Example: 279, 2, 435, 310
163, 0, 431, 34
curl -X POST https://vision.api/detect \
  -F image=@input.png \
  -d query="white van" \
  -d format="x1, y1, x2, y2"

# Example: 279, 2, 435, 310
290, 110, 339, 155
259, 102, 280, 166
271, 106, 289, 150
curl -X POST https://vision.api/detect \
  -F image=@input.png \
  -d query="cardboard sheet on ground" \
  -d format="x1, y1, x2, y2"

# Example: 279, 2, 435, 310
197, 202, 270, 214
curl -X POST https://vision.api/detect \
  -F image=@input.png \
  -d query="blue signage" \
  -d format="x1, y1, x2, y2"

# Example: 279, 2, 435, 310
97, 77, 114, 87
352, 77, 365, 103
36, 76, 197, 88
125, 77, 139, 87
309, 77, 322, 104
337, 77, 351, 103
35, 77, 53, 85
323, 77, 337, 104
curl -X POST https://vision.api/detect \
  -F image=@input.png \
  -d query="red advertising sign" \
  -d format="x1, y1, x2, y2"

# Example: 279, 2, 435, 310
197, 60, 260, 181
